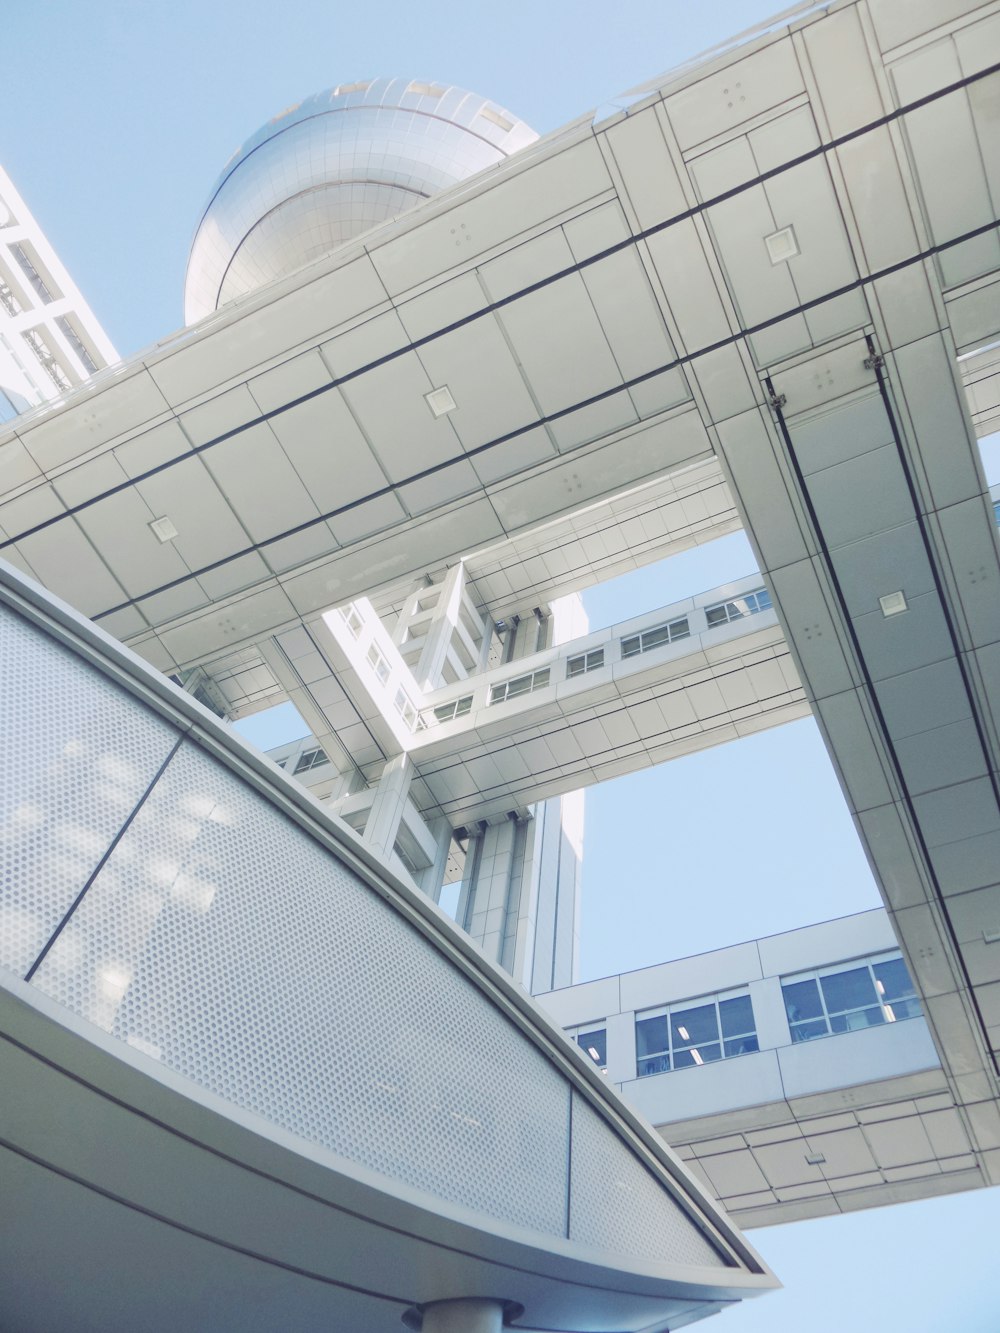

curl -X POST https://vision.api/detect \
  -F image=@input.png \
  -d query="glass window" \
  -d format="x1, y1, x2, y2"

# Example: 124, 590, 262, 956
704, 587, 772, 628
366, 642, 391, 684
566, 648, 604, 678
781, 951, 921, 1043
567, 1025, 607, 1074
488, 668, 550, 705
428, 695, 473, 725
293, 747, 329, 775
621, 617, 690, 660
635, 989, 757, 1077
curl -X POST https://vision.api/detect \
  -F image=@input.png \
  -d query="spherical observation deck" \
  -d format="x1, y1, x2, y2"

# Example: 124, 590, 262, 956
183, 78, 538, 323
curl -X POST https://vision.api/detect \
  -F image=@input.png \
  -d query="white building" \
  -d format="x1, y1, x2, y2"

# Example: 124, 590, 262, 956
0, 164, 116, 422
2, 0, 1000, 1325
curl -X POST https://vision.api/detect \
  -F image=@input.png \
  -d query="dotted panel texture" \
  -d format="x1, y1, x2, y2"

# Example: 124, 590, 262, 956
0, 605, 179, 978
569, 1092, 728, 1269
30, 740, 571, 1235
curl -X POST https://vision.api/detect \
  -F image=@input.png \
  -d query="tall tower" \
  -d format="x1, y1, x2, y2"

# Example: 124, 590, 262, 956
0, 164, 116, 422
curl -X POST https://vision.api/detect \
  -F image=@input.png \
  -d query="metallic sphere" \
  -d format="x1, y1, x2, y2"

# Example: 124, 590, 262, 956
184, 78, 538, 323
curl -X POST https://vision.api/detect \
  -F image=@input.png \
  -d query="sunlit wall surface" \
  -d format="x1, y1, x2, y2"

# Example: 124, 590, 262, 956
184, 79, 537, 322
0, 584, 735, 1273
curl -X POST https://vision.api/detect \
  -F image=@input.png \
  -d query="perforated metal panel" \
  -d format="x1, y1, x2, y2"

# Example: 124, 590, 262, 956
0, 605, 178, 978
569, 1092, 728, 1268
30, 739, 571, 1235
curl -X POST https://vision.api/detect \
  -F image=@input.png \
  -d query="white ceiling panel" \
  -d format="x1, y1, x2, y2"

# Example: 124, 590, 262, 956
491, 414, 709, 533
835, 129, 919, 273
714, 411, 815, 572
150, 253, 388, 406
892, 336, 983, 511
479, 228, 574, 302
830, 522, 935, 619
0, 437, 41, 493
396, 273, 487, 343
247, 348, 332, 413
645, 221, 734, 355
51, 450, 130, 508
894, 47, 1000, 286
806, 444, 914, 550
415, 317, 540, 451
581, 247, 678, 383
372, 136, 613, 299
261, 389, 390, 513
689, 345, 757, 424
852, 589, 956, 683
875, 658, 972, 741
201, 422, 320, 542
665, 38, 805, 153
18, 367, 170, 472
74, 488, 191, 599
16, 521, 125, 618
702, 182, 809, 360
339, 354, 461, 483
158, 584, 298, 665
563, 201, 631, 263
178, 384, 260, 448
604, 105, 687, 231
816, 689, 897, 814
136, 581, 212, 625
802, 7, 884, 137
495, 273, 622, 415
99, 605, 148, 640
894, 718, 988, 795
929, 826, 1000, 896
868, 0, 984, 53
913, 776, 1000, 847
320, 310, 410, 379
135, 455, 250, 570
787, 388, 888, 474
470, 426, 557, 487
113, 420, 193, 480
871, 267, 939, 353
398, 461, 481, 517
933, 498, 1000, 650
262, 523, 339, 575
549, 395, 638, 453
197, 551, 271, 601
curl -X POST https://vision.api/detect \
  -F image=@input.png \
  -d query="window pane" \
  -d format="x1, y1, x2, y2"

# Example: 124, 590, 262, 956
724, 1034, 759, 1058
872, 956, 915, 1003
621, 635, 641, 658
789, 1018, 828, 1042
577, 1029, 607, 1067
644, 625, 670, 649
636, 1014, 669, 1059
782, 978, 823, 1023
706, 605, 728, 627
638, 1055, 671, 1077
829, 1006, 884, 1033
671, 1003, 718, 1048
719, 994, 755, 1038
887, 996, 923, 1021
674, 1043, 721, 1069
820, 966, 877, 1014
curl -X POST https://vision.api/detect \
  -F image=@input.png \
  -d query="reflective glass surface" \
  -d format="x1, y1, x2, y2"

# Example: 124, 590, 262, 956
184, 78, 537, 321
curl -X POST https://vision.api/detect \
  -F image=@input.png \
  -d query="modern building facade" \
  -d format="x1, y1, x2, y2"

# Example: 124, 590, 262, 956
0, 164, 116, 422
2, 0, 1000, 1324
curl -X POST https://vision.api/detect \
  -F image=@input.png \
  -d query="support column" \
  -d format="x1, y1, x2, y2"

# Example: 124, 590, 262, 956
362, 753, 412, 861
413, 1298, 507, 1333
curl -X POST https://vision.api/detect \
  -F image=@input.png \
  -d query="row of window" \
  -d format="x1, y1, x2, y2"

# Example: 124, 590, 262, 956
428, 588, 773, 721
567, 950, 921, 1078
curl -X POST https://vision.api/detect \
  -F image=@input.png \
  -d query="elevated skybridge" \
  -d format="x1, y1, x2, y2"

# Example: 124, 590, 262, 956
0, 0, 999, 1225
303, 573, 806, 828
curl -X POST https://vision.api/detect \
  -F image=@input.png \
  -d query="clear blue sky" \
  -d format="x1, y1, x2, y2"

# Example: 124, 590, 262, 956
5, 1, 998, 1327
